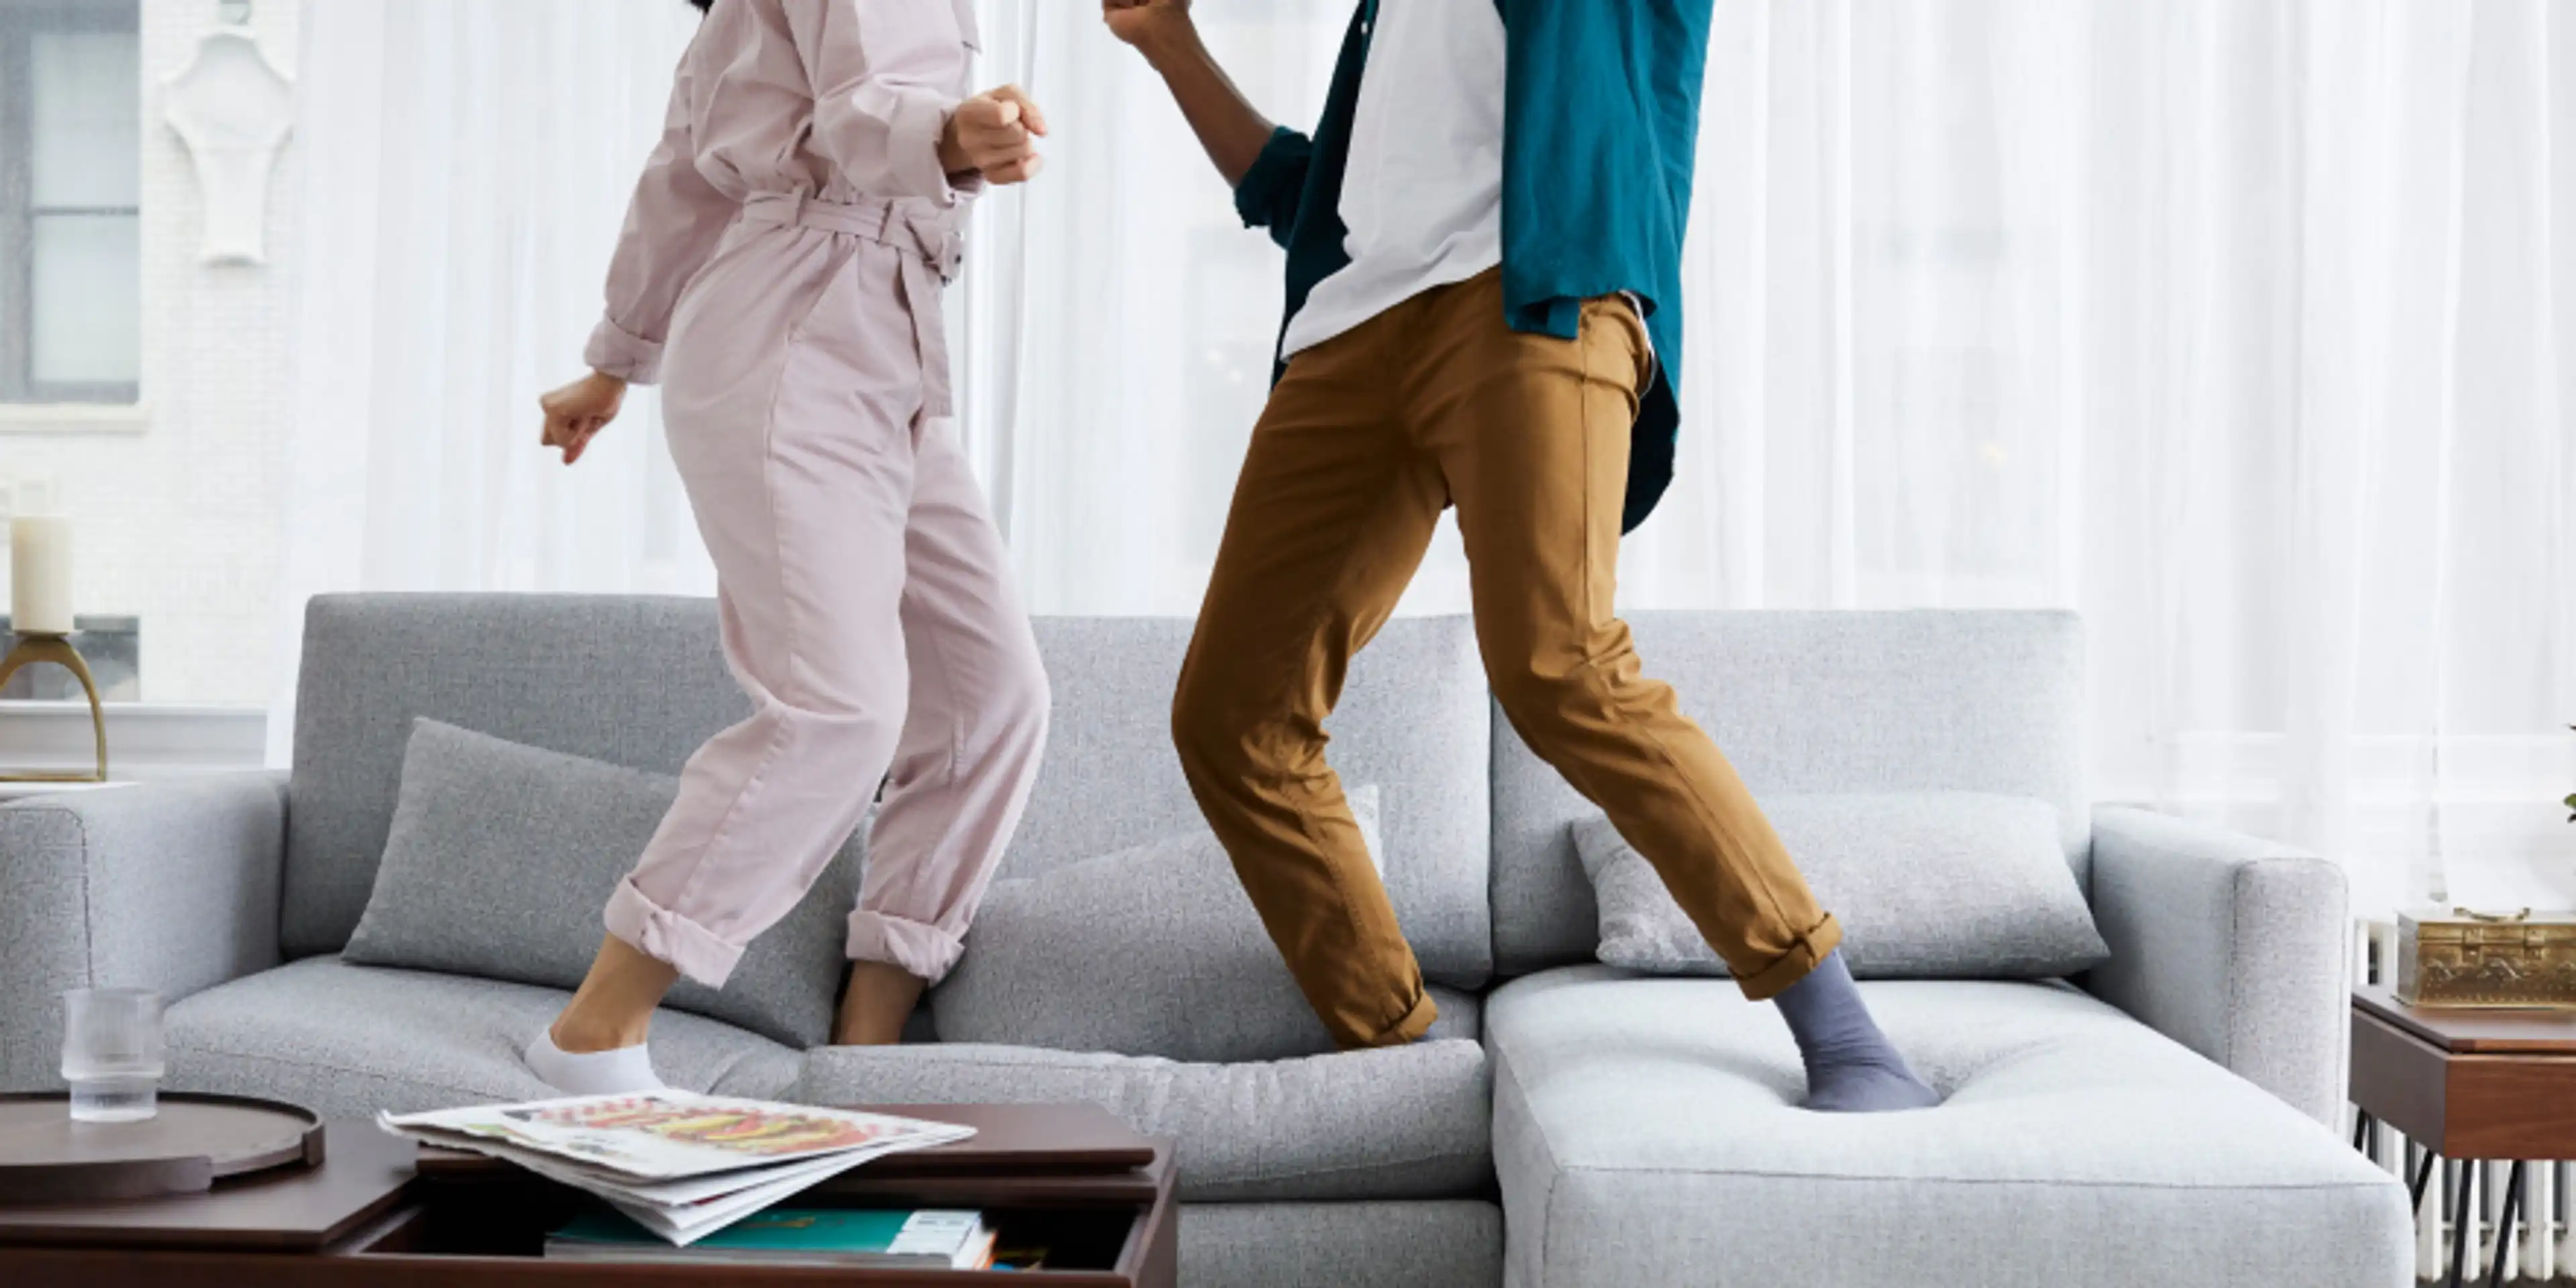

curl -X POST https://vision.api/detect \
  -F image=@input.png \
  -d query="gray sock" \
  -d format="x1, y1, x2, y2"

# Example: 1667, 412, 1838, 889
1772, 949, 1940, 1113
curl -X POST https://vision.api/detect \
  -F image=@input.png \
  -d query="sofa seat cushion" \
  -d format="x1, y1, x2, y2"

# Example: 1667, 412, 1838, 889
1487, 967, 2410, 1288
164, 957, 804, 1118
1181, 1201, 1502, 1288
790, 1037, 1492, 1202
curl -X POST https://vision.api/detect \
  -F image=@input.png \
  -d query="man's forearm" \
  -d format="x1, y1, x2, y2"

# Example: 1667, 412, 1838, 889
1134, 22, 1275, 188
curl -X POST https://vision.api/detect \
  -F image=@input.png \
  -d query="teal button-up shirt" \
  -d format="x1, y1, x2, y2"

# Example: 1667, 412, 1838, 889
1234, 0, 1715, 532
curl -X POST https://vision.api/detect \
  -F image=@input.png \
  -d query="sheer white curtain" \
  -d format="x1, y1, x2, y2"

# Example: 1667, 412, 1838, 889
951, 1, 1375, 611
270, 0, 2572, 913
957, 0, 2576, 916
269, 0, 714, 759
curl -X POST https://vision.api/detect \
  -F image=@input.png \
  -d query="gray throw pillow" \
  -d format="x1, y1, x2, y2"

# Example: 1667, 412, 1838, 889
343, 718, 857, 1046
932, 786, 1383, 1063
1574, 792, 2108, 979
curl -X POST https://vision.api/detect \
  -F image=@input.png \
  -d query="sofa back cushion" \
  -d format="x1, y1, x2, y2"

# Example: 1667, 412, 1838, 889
288, 597, 1495, 985
1489, 610, 2090, 975
287, 595, 749, 957
994, 616, 1494, 986
932, 788, 1385, 1060
1576, 792, 2108, 979
343, 719, 856, 1046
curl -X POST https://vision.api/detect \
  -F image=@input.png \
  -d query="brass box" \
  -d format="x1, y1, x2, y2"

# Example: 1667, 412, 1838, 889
2395, 908, 2576, 1009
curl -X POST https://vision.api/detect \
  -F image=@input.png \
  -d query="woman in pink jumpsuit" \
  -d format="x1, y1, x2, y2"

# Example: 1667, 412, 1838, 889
527, 0, 1051, 1094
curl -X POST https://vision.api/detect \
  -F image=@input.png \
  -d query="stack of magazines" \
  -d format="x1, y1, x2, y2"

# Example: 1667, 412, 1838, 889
378, 1092, 976, 1244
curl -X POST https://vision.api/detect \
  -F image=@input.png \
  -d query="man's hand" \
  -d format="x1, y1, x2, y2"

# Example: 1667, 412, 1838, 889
1104, 0, 1194, 50
1103, 0, 1269, 187
539, 371, 626, 466
939, 86, 1049, 184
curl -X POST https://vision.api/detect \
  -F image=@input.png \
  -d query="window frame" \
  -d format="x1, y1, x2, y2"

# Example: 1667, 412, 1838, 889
0, 0, 144, 406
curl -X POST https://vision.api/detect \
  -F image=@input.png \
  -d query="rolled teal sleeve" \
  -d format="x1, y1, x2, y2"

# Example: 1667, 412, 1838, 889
1232, 126, 1316, 251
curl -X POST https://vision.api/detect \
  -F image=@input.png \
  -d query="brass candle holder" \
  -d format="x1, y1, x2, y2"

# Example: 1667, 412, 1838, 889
0, 633, 109, 784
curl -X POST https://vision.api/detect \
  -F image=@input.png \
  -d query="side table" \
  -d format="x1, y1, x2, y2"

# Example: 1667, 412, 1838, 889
2348, 985, 2576, 1288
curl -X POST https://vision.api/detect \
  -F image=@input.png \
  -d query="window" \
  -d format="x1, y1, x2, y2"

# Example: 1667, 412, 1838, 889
1, 0, 142, 405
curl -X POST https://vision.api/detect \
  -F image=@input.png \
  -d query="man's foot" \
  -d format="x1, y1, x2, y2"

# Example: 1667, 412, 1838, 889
1772, 950, 1941, 1113
525, 1026, 663, 1095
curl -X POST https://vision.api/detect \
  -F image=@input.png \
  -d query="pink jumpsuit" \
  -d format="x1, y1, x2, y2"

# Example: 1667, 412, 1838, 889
582, 0, 1046, 989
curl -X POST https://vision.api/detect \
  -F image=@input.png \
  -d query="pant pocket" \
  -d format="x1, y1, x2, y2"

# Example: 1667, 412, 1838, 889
1582, 294, 1654, 407
773, 245, 930, 460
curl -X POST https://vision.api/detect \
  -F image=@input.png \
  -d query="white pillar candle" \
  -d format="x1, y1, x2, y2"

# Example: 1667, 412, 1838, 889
10, 515, 74, 636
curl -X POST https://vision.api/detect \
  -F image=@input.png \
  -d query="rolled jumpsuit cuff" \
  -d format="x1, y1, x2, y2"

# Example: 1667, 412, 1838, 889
846, 909, 967, 985
604, 876, 745, 987
584, 316, 665, 385
1733, 912, 1845, 1002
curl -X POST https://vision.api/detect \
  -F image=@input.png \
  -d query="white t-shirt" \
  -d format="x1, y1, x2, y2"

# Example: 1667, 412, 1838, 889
1279, 0, 1507, 359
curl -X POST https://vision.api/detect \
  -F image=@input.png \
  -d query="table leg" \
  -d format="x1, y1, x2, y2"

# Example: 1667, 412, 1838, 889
2353, 1109, 2374, 1155
2412, 1149, 2437, 1216
2447, 1159, 2475, 1288
2485, 1162, 2524, 1288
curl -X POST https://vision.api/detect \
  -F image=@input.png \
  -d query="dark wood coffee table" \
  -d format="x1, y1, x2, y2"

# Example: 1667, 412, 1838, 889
2349, 985, 2576, 1288
0, 1102, 1177, 1286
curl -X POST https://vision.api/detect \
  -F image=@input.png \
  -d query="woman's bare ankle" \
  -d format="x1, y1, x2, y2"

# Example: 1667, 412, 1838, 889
830, 999, 910, 1046
834, 960, 926, 1046
549, 1010, 651, 1053
830, 1018, 901, 1046
551, 934, 678, 1053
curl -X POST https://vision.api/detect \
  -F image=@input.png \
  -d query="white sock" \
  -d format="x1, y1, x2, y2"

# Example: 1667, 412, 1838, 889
524, 1028, 664, 1095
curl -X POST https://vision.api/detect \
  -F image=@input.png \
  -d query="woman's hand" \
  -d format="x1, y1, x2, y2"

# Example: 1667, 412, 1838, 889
939, 85, 1049, 184
1104, 0, 1194, 51
539, 371, 627, 466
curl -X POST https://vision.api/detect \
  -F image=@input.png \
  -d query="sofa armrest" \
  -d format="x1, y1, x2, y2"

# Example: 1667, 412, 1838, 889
2082, 805, 2349, 1126
0, 772, 288, 1089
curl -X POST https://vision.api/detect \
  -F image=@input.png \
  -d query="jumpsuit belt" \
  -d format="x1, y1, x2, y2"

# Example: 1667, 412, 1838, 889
739, 191, 964, 419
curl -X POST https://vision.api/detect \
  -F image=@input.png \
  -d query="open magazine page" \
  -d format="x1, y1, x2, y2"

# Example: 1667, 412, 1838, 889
382, 1092, 975, 1181
394, 1126, 875, 1205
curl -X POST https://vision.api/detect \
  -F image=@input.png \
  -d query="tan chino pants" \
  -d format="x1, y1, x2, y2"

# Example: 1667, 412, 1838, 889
1172, 268, 1843, 1048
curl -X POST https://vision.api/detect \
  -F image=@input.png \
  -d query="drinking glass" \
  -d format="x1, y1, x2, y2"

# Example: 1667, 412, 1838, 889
61, 987, 165, 1122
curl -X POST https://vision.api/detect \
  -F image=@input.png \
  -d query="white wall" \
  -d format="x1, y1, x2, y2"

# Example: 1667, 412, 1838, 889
0, 0, 298, 707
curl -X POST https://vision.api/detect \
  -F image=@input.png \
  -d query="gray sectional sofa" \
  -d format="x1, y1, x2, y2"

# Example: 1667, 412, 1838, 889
0, 594, 2411, 1286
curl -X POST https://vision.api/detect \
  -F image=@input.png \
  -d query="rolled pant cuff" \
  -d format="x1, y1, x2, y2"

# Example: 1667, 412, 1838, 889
1733, 913, 1845, 1002
847, 910, 966, 984
604, 878, 746, 988
1348, 987, 1440, 1051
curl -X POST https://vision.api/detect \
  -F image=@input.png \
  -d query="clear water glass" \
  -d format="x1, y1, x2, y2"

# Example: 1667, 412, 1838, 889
61, 987, 164, 1122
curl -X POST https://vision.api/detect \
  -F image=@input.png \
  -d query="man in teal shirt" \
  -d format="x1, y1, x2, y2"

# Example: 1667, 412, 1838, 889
1108, 0, 1937, 1112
